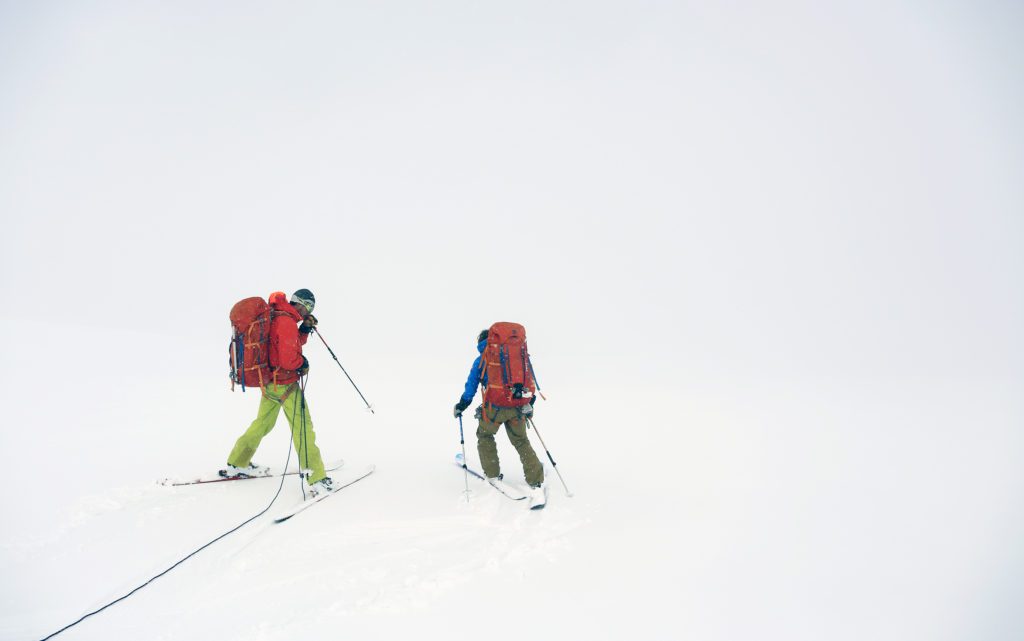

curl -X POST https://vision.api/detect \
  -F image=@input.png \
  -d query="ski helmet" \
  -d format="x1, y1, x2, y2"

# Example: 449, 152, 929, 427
290, 289, 315, 314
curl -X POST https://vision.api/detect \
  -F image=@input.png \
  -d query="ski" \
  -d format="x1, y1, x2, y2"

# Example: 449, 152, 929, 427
273, 464, 375, 523
159, 459, 345, 487
455, 452, 486, 481
455, 453, 528, 500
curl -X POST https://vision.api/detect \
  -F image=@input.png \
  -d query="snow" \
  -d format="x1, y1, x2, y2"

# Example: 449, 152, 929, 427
1, 325, 1020, 640
2, 1, 1024, 640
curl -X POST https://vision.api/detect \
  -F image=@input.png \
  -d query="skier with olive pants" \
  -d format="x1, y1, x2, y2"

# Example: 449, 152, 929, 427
454, 326, 545, 507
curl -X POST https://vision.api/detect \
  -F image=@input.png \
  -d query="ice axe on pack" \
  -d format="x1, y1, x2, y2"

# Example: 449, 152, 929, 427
312, 328, 375, 414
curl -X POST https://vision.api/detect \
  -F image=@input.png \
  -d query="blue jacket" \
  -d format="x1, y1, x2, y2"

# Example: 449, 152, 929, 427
460, 339, 488, 404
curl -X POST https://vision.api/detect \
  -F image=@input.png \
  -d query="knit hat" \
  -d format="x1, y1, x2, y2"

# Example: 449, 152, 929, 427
290, 289, 315, 314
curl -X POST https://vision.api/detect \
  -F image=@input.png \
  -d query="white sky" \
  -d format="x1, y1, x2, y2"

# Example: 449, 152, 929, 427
2, 0, 1021, 383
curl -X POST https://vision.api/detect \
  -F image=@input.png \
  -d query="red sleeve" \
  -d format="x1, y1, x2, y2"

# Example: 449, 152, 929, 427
272, 318, 305, 370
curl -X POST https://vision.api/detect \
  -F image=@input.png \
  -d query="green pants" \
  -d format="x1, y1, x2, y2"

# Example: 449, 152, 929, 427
477, 407, 544, 487
227, 383, 327, 484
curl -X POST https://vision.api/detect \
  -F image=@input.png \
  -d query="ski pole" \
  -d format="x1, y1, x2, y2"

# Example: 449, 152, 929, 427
296, 375, 312, 500
527, 355, 546, 401
457, 415, 470, 501
527, 417, 573, 497
312, 328, 375, 414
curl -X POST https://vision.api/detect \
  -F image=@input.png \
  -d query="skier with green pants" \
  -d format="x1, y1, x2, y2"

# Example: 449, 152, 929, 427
223, 289, 333, 497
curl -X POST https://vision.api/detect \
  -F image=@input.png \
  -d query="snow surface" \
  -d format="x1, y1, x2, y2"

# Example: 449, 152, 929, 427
1, 323, 1021, 641
2, 2, 1023, 640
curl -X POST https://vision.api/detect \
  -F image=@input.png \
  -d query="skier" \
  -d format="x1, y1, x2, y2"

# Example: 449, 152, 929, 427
223, 289, 333, 497
454, 326, 546, 506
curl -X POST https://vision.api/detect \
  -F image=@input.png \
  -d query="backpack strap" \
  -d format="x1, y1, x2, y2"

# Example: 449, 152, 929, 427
484, 404, 499, 423
266, 309, 290, 391
261, 382, 297, 404
499, 346, 510, 385
244, 319, 270, 393
229, 335, 237, 392
478, 345, 490, 416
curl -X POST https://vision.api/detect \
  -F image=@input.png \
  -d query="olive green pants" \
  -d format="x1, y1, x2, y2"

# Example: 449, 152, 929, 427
477, 407, 544, 487
227, 383, 327, 484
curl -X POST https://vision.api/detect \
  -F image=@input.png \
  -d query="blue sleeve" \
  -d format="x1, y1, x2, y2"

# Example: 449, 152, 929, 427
461, 356, 482, 403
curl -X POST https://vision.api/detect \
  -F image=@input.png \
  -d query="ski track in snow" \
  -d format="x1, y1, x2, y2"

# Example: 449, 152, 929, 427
197, 488, 586, 619
1, 483, 189, 553
2, 470, 589, 640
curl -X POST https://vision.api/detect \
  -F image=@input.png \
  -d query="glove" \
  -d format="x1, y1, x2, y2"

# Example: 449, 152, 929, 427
299, 314, 318, 335
297, 356, 309, 376
520, 403, 534, 418
454, 398, 471, 418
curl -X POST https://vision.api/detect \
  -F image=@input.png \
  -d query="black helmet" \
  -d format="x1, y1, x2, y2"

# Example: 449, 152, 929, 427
477, 329, 489, 343
290, 289, 315, 314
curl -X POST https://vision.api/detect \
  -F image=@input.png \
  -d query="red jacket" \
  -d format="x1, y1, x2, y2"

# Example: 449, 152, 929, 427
268, 298, 308, 385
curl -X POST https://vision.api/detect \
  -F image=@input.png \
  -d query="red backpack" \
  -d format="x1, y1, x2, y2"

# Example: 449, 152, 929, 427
480, 322, 537, 408
228, 296, 274, 391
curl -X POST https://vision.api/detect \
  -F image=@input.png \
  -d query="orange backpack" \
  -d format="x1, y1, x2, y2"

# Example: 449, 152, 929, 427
228, 296, 274, 391
480, 322, 536, 409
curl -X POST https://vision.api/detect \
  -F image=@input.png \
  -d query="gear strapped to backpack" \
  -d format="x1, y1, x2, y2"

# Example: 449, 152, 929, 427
480, 322, 537, 410
228, 296, 277, 392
